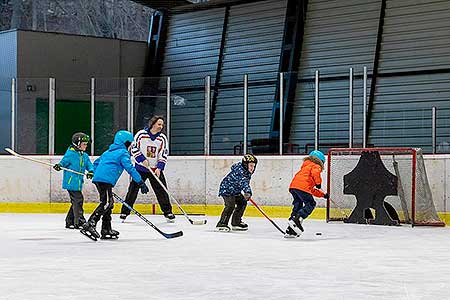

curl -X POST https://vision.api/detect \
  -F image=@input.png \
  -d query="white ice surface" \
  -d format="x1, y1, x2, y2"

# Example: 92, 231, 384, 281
0, 213, 449, 300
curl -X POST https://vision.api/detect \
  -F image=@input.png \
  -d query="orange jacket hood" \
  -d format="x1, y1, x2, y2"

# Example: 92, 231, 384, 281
289, 157, 325, 198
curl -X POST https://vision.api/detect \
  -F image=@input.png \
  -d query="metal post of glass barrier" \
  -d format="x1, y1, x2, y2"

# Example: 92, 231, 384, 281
166, 77, 171, 142
349, 68, 353, 148
90, 78, 95, 155
127, 77, 135, 134
204, 75, 211, 155
315, 70, 320, 151
279, 72, 284, 155
432, 107, 436, 154
49, 78, 56, 155
243, 74, 248, 155
11, 78, 16, 150
363, 66, 367, 148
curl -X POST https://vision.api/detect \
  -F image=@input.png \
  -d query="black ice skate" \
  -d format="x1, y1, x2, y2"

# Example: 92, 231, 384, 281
231, 222, 248, 231
215, 223, 231, 232
164, 213, 176, 223
288, 216, 304, 236
65, 224, 75, 229
100, 228, 120, 240
284, 226, 300, 238
80, 223, 100, 241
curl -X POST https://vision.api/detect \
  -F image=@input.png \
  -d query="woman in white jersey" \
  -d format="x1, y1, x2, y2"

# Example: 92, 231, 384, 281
119, 115, 174, 222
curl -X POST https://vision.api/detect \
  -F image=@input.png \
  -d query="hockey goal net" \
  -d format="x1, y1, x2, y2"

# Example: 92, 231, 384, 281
327, 147, 444, 226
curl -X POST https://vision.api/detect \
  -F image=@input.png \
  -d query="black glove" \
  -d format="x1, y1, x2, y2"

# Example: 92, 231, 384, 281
53, 164, 62, 171
315, 184, 321, 189
243, 192, 251, 201
323, 193, 329, 199
139, 181, 149, 194
86, 172, 94, 179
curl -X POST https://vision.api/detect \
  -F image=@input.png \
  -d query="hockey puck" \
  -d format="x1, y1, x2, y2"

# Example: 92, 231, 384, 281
315, 232, 322, 235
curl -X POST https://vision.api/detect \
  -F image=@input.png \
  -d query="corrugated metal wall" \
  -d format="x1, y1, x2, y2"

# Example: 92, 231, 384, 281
161, 8, 225, 154
370, 0, 450, 153
289, 0, 380, 152
211, 0, 287, 154
161, 0, 450, 154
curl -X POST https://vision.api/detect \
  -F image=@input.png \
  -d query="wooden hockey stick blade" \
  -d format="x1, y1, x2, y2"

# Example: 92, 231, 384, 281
4, 148, 86, 176
190, 219, 207, 225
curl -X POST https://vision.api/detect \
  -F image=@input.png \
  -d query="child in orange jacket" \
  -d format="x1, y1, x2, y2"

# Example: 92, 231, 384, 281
285, 150, 329, 238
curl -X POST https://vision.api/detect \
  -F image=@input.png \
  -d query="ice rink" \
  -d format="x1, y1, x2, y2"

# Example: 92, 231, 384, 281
0, 213, 449, 300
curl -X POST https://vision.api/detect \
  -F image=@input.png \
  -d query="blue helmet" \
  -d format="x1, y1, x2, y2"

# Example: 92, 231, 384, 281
114, 130, 134, 145
309, 150, 326, 163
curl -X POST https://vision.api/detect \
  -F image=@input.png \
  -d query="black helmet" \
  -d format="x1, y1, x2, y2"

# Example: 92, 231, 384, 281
72, 132, 90, 149
242, 154, 258, 172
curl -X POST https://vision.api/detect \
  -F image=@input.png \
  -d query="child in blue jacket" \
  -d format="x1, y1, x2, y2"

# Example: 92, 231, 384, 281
53, 132, 93, 229
80, 130, 149, 241
216, 154, 257, 232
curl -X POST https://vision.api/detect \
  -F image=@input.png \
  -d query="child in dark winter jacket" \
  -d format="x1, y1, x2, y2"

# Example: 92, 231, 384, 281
53, 132, 94, 229
216, 154, 257, 232
285, 150, 329, 238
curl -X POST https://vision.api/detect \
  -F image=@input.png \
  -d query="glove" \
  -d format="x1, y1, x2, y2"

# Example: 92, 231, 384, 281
315, 184, 321, 189
139, 181, 149, 194
53, 164, 62, 171
86, 172, 94, 180
243, 192, 251, 201
323, 193, 329, 199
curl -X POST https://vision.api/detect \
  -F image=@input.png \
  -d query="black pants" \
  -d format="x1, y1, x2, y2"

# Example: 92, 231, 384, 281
65, 190, 86, 226
88, 182, 114, 230
218, 195, 247, 226
120, 170, 172, 216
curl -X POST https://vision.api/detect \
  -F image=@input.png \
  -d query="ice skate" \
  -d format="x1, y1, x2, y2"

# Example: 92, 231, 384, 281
215, 223, 231, 232
80, 222, 100, 241
284, 226, 300, 238
288, 216, 304, 236
100, 228, 120, 240
231, 222, 248, 231
164, 213, 176, 223
65, 224, 75, 229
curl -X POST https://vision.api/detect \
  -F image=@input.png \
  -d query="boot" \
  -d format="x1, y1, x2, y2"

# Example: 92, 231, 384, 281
164, 213, 176, 223
215, 222, 231, 232
231, 222, 248, 231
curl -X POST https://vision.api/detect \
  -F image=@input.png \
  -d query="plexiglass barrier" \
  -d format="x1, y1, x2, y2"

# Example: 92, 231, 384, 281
3, 72, 450, 156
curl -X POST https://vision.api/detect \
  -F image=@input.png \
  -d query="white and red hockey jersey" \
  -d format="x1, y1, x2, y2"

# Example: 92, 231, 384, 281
131, 129, 169, 172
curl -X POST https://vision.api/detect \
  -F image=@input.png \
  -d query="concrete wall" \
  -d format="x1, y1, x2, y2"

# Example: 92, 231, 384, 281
0, 155, 449, 213
17, 30, 147, 79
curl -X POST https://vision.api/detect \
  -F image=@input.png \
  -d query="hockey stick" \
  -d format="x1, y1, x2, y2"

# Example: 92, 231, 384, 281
147, 168, 207, 225
5, 148, 86, 176
328, 197, 349, 220
244, 192, 285, 235
112, 192, 183, 239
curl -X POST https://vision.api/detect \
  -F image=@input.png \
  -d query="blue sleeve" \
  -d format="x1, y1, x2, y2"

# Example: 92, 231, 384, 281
120, 151, 142, 183
84, 153, 94, 172
59, 150, 72, 168
93, 156, 101, 172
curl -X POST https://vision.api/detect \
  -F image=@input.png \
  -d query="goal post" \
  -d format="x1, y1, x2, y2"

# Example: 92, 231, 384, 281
326, 147, 445, 226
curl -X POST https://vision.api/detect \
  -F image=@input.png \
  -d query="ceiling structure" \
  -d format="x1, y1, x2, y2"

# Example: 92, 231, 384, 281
131, 0, 208, 9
